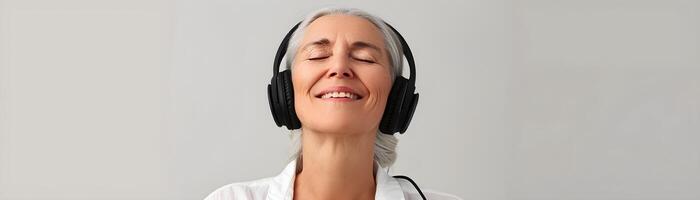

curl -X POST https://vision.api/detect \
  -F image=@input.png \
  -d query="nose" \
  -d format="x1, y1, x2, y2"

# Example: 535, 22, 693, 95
327, 56, 354, 79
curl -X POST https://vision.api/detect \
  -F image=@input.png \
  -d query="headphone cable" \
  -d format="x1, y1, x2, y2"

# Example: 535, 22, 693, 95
392, 175, 427, 200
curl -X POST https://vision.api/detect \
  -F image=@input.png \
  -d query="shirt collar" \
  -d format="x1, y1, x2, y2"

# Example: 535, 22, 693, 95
267, 158, 405, 200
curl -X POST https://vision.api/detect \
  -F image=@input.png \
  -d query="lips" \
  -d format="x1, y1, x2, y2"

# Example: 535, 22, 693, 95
314, 86, 364, 100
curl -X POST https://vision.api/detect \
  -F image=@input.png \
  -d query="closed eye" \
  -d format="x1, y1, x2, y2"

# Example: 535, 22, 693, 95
308, 56, 329, 61
354, 57, 376, 64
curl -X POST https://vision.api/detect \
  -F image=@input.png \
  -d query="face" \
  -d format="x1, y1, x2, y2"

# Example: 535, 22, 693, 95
291, 14, 393, 135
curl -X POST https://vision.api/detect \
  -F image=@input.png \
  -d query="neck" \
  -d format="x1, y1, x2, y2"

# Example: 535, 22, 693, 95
293, 127, 376, 200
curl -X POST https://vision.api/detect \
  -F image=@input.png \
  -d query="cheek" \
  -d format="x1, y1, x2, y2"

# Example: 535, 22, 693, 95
290, 71, 306, 97
374, 77, 393, 101
370, 67, 393, 94
290, 65, 317, 97
290, 65, 321, 120
361, 67, 394, 108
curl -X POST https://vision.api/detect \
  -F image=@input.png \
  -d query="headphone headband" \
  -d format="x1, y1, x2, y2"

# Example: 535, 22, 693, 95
272, 22, 301, 76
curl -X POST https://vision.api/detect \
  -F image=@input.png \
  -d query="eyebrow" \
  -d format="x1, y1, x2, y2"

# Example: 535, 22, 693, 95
300, 38, 382, 53
301, 38, 331, 53
350, 41, 381, 52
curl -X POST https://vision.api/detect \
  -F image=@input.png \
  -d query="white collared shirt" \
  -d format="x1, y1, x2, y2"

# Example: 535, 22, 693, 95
204, 159, 462, 200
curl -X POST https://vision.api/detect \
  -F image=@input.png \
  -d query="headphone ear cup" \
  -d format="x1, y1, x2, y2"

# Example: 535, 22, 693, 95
398, 92, 418, 133
281, 70, 301, 129
379, 77, 407, 134
274, 71, 291, 127
267, 78, 282, 127
278, 71, 290, 128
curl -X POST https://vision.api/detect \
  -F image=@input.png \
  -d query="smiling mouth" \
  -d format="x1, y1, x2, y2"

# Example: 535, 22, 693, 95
315, 91, 363, 100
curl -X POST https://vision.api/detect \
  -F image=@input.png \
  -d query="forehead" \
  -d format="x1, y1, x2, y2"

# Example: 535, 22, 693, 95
300, 14, 386, 49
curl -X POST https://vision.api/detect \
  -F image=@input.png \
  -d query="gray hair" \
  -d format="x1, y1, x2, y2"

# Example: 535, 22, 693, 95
285, 7, 404, 167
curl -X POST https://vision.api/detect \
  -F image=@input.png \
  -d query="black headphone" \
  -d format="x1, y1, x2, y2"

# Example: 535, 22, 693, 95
267, 21, 419, 135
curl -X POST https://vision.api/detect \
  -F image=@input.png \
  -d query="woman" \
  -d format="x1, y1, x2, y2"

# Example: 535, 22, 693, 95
205, 7, 461, 200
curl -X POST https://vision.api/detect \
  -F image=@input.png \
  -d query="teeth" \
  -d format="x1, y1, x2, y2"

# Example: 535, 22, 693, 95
320, 91, 359, 99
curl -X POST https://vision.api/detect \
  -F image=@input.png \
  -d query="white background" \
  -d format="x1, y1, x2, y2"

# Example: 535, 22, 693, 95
1, 0, 698, 199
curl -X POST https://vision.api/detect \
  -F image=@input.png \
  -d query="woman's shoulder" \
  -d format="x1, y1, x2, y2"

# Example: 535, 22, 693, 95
203, 177, 276, 200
